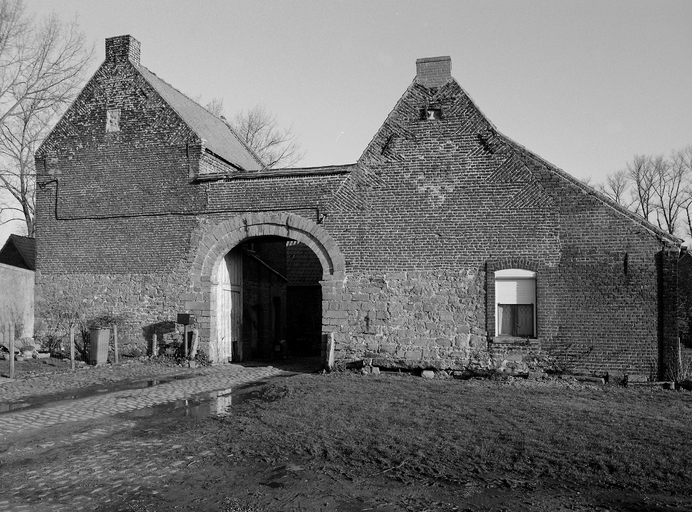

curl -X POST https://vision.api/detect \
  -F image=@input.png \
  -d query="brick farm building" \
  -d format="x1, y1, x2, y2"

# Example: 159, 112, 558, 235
35, 35, 682, 378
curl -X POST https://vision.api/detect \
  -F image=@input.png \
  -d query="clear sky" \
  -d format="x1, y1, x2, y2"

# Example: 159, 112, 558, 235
2, 0, 691, 244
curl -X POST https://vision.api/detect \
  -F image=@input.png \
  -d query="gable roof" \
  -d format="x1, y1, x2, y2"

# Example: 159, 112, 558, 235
369, 58, 681, 247
136, 65, 264, 172
0, 235, 36, 270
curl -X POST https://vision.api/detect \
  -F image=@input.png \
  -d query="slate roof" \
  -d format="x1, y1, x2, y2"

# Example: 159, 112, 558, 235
137, 65, 263, 172
0, 235, 36, 270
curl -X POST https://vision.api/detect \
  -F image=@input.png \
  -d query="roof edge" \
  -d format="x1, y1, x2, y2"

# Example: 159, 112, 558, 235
194, 164, 354, 182
497, 132, 681, 245
135, 64, 264, 172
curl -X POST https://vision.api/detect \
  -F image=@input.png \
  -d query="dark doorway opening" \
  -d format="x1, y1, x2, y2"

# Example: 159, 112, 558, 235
236, 237, 322, 360
285, 241, 323, 357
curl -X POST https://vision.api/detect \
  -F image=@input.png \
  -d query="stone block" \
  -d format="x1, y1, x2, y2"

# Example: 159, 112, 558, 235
404, 350, 422, 360
421, 370, 435, 379
574, 375, 605, 385
435, 338, 452, 348
606, 371, 626, 385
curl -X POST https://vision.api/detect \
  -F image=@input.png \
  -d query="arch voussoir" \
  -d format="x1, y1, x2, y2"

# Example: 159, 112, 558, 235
190, 212, 346, 364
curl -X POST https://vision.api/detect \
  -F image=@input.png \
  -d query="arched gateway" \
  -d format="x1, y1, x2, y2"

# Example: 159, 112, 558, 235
188, 212, 346, 364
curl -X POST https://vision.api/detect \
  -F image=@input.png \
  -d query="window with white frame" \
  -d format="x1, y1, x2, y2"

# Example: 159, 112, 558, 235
495, 269, 536, 337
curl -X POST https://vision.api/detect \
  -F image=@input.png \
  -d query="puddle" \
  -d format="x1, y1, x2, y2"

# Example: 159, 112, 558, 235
0, 374, 196, 414
122, 384, 276, 419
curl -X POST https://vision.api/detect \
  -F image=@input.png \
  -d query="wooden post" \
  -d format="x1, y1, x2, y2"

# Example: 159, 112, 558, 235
190, 329, 199, 359
152, 333, 158, 357
113, 324, 119, 364
70, 325, 75, 370
327, 332, 335, 371
183, 325, 189, 358
9, 330, 15, 380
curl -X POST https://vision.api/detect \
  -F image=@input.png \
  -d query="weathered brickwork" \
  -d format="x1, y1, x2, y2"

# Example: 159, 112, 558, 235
35, 36, 681, 377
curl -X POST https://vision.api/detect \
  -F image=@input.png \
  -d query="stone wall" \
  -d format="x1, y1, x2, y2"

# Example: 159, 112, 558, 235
35, 265, 190, 353
329, 270, 486, 369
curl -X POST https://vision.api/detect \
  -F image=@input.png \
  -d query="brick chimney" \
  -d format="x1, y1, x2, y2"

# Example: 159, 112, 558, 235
105, 35, 141, 65
416, 56, 451, 87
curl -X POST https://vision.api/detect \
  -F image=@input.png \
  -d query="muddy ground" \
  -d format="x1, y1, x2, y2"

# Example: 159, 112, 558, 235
1, 368, 691, 511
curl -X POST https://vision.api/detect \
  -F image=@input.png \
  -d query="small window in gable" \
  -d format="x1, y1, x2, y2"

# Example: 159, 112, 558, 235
495, 269, 536, 337
106, 108, 121, 132
420, 107, 442, 120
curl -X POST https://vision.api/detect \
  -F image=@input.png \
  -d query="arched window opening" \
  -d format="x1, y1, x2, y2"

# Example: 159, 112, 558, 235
494, 269, 536, 338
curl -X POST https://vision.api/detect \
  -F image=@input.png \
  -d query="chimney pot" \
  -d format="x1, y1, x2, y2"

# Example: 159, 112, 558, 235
416, 56, 452, 88
105, 35, 141, 65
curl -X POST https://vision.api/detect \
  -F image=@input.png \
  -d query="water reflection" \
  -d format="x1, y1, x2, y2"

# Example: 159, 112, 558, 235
124, 385, 272, 419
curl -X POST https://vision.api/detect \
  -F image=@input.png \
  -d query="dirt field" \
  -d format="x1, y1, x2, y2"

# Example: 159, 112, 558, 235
85, 370, 692, 511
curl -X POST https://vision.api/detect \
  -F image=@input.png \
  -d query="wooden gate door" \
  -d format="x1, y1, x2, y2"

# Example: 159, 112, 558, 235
217, 249, 243, 362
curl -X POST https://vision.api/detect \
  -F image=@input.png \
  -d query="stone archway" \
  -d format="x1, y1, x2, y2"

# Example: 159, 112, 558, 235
187, 212, 346, 363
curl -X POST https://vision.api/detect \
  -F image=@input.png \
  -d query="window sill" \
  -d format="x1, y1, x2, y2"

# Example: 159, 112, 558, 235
491, 335, 538, 344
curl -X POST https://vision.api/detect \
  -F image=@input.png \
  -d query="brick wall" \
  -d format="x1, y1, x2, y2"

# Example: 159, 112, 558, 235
34, 37, 208, 345
321, 77, 675, 374
35, 42, 679, 375
416, 56, 452, 88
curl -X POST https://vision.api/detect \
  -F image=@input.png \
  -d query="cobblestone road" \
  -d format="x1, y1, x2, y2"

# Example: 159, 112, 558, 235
0, 360, 317, 511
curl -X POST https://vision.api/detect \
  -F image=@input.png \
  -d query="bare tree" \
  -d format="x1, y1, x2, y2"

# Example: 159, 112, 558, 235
626, 155, 657, 221
594, 148, 692, 239
580, 175, 594, 187
596, 169, 631, 207
204, 97, 224, 118
650, 153, 688, 235
0, 0, 92, 236
194, 98, 305, 169
230, 105, 305, 168
672, 146, 692, 239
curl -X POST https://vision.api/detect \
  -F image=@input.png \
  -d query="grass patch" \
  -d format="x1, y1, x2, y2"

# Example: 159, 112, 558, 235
213, 372, 692, 495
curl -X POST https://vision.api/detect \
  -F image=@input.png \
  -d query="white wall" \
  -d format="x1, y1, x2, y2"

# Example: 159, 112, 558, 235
0, 262, 34, 343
